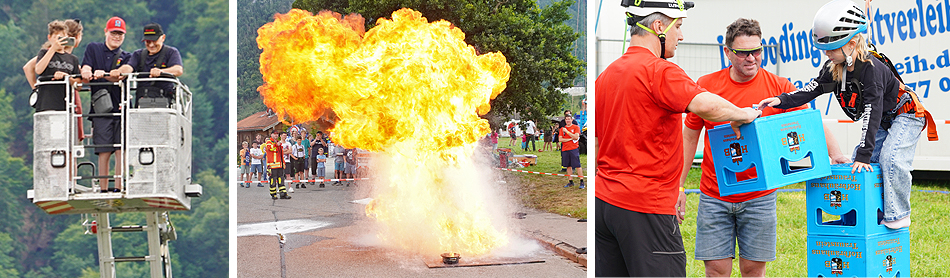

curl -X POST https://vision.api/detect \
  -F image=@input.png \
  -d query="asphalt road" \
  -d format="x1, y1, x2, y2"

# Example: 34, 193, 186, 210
235, 179, 587, 277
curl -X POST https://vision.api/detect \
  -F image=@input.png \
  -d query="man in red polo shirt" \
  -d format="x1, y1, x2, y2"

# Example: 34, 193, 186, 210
594, 1, 761, 276
559, 114, 583, 189
681, 18, 850, 277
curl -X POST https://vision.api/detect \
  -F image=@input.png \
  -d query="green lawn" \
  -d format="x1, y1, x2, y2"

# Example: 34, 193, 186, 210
500, 137, 950, 276
501, 138, 587, 219
679, 169, 950, 277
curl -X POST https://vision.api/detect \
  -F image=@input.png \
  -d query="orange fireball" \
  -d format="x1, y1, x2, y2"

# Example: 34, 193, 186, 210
257, 8, 511, 256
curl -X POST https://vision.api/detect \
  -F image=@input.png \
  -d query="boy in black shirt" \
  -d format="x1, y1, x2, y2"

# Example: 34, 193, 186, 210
34, 20, 81, 112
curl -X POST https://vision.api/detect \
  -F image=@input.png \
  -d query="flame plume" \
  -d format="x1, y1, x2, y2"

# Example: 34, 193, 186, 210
257, 8, 511, 256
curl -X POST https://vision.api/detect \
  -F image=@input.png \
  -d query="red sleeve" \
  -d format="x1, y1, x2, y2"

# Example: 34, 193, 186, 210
654, 62, 705, 113
685, 72, 718, 130
684, 112, 704, 130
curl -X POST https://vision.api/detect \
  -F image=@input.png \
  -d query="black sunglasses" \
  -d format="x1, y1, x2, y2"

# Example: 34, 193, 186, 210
728, 46, 763, 58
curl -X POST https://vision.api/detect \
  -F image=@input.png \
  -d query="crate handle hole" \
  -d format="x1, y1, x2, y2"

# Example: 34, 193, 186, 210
723, 163, 759, 185
817, 208, 856, 226
781, 152, 814, 175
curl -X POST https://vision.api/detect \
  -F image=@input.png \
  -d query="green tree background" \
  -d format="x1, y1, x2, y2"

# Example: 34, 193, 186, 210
237, 0, 586, 129
0, 0, 228, 277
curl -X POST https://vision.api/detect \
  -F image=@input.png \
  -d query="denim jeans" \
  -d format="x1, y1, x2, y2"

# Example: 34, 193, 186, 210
695, 191, 777, 262
852, 113, 924, 222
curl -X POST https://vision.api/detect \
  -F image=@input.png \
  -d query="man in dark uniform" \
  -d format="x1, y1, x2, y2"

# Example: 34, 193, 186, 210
81, 16, 131, 193
117, 23, 183, 107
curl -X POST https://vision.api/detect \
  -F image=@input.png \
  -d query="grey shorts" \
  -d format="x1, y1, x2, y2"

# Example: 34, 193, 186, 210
241, 164, 250, 174
695, 191, 778, 262
317, 167, 325, 178
344, 163, 357, 174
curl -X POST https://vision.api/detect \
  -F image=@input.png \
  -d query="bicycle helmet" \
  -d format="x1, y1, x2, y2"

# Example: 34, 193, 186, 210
812, 0, 867, 51
623, 0, 693, 19
622, 0, 694, 59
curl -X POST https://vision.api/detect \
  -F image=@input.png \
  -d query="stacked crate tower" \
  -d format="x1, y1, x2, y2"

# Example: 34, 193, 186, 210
805, 163, 910, 277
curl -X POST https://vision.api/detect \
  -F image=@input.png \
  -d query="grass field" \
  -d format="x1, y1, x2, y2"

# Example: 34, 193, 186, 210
679, 169, 950, 277
501, 137, 950, 276
500, 138, 588, 219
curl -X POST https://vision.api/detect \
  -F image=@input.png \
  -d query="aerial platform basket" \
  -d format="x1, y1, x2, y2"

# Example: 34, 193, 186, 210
28, 73, 202, 215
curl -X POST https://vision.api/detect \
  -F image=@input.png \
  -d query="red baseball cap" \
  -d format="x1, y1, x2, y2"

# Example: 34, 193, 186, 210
105, 17, 126, 33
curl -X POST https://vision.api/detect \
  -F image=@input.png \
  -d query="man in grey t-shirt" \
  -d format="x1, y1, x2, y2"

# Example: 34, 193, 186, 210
343, 148, 359, 186
333, 142, 346, 185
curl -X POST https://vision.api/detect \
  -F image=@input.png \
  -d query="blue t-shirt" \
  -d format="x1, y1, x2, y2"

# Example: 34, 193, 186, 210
302, 139, 310, 159
316, 154, 327, 168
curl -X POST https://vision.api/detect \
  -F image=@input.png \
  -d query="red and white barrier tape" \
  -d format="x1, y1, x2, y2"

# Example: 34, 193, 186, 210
830, 119, 950, 124
496, 167, 583, 178
238, 168, 584, 183
237, 177, 370, 183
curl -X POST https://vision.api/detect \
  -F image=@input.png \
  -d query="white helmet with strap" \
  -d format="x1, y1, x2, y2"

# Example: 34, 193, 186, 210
623, 0, 692, 19
622, 0, 695, 59
812, 0, 867, 51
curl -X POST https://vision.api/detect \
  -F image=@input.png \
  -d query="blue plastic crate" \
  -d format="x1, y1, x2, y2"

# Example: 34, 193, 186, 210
707, 109, 832, 196
806, 163, 905, 236
807, 230, 909, 277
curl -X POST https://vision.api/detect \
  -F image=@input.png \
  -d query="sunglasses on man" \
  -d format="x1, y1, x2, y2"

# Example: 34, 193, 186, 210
728, 46, 763, 58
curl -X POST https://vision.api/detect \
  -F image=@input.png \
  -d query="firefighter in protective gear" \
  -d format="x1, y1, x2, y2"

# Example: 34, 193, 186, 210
262, 129, 291, 199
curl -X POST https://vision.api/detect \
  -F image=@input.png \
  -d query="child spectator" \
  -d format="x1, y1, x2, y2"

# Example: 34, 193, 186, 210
490, 131, 498, 151
34, 20, 81, 112
507, 122, 517, 146
250, 141, 264, 187
542, 125, 554, 152
292, 135, 306, 189
521, 133, 528, 151
240, 141, 251, 188
311, 131, 329, 183
315, 147, 327, 188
